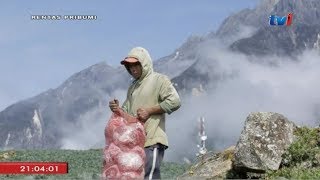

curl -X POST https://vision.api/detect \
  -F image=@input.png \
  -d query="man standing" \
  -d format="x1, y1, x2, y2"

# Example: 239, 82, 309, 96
109, 47, 181, 179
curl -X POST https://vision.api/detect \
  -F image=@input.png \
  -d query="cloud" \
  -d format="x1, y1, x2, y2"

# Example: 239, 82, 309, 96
60, 89, 127, 150
165, 46, 320, 162
60, 106, 109, 150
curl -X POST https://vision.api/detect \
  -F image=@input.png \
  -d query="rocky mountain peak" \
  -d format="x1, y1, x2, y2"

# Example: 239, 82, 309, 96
256, 0, 280, 12
273, 0, 320, 25
217, 0, 320, 40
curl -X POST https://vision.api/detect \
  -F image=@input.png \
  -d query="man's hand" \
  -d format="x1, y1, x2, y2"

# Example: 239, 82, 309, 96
109, 99, 119, 112
137, 105, 165, 122
137, 108, 150, 123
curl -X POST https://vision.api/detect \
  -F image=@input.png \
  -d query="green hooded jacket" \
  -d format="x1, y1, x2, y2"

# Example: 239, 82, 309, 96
121, 47, 181, 148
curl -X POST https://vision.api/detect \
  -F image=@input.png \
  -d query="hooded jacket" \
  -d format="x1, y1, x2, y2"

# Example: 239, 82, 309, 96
122, 47, 181, 148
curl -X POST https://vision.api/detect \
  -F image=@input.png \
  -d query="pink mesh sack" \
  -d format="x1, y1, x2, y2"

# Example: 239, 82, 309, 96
102, 108, 146, 180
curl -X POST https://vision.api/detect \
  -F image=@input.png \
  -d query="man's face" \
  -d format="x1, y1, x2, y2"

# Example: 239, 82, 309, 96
127, 62, 142, 79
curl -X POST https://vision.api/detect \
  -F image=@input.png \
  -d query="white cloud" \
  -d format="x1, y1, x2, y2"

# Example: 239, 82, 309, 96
165, 47, 320, 162
60, 89, 127, 150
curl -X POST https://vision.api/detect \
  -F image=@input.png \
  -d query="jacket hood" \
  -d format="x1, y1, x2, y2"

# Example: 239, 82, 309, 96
124, 47, 153, 81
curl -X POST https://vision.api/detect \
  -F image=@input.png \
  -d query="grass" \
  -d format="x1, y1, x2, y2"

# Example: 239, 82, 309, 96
266, 126, 320, 179
0, 149, 187, 180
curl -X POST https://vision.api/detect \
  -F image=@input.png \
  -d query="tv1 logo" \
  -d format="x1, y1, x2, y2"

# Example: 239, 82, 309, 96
269, 13, 293, 26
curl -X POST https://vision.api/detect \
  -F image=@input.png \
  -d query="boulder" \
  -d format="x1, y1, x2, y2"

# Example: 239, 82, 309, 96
234, 112, 296, 172
178, 146, 235, 179
0, 150, 15, 160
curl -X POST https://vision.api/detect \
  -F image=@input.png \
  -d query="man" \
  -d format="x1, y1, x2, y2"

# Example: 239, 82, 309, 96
109, 47, 181, 179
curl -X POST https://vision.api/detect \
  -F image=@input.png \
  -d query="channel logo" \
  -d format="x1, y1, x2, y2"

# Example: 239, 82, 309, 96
269, 13, 293, 26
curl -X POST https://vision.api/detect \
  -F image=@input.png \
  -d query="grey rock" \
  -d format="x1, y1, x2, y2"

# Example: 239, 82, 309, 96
234, 112, 297, 171
178, 146, 235, 179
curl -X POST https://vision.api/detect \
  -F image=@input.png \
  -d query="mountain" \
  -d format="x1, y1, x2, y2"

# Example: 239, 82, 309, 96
153, 35, 205, 79
215, 0, 280, 42
229, 0, 320, 56
1, 0, 320, 150
230, 24, 320, 56
173, 0, 320, 92
0, 63, 129, 149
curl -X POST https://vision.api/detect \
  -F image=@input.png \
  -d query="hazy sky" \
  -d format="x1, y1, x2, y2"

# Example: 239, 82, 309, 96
0, 0, 259, 111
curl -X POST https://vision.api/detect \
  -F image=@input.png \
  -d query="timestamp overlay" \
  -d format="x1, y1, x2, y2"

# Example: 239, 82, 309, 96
0, 162, 68, 174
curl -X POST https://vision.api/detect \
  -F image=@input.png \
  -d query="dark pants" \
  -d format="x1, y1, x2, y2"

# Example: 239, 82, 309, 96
144, 143, 166, 180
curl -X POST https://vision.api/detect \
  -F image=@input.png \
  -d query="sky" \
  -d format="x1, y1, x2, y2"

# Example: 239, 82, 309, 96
0, 0, 259, 111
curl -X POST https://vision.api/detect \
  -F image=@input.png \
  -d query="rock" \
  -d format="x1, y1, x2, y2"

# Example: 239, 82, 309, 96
234, 112, 296, 172
298, 161, 313, 168
315, 153, 320, 165
177, 146, 235, 179
0, 150, 16, 160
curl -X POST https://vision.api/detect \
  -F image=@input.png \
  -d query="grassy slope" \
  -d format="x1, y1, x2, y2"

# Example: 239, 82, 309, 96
0, 149, 187, 180
266, 127, 320, 179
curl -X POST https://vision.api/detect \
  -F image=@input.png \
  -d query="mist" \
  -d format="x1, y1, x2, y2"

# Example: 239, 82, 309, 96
60, 89, 127, 150
165, 46, 320, 162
